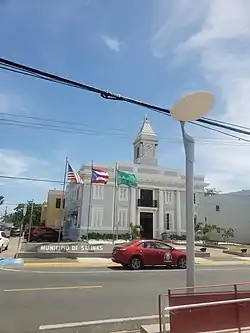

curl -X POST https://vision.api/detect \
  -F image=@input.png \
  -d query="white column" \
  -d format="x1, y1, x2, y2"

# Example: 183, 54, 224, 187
130, 188, 136, 225
176, 190, 181, 236
158, 190, 164, 237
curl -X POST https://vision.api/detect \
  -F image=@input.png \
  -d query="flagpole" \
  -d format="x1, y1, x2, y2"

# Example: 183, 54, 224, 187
86, 160, 93, 243
58, 157, 68, 243
112, 162, 118, 242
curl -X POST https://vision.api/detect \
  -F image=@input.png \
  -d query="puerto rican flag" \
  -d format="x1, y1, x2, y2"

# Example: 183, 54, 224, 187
91, 167, 109, 184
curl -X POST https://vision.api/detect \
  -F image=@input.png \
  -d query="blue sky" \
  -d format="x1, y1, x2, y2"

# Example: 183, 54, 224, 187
1, 0, 250, 213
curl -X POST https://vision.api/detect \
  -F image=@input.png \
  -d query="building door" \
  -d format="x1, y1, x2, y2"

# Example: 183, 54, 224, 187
140, 212, 153, 239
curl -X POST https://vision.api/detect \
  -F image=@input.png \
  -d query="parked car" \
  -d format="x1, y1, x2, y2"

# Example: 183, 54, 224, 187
112, 239, 187, 270
0, 231, 9, 252
24, 226, 62, 242
10, 227, 21, 237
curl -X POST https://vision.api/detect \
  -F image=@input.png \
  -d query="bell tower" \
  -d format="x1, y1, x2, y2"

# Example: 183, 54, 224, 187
133, 115, 158, 166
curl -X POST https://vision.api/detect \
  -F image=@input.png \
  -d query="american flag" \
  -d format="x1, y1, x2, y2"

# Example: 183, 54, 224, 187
91, 167, 109, 184
67, 163, 84, 184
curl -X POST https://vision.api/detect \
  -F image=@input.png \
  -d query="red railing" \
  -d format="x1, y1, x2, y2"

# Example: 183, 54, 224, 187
159, 282, 250, 333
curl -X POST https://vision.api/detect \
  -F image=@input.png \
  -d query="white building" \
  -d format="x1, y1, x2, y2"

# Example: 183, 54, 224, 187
64, 116, 206, 241
197, 190, 250, 244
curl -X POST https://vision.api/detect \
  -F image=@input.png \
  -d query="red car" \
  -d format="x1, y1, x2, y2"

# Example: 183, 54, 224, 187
112, 239, 186, 270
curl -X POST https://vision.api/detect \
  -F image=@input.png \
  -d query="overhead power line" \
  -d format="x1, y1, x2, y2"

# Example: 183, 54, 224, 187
1, 57, 250, 139
2, 175, 250, 201
1, 116, 250, 146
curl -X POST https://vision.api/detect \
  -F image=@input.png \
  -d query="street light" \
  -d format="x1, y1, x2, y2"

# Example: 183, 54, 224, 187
170, 92, 214, 288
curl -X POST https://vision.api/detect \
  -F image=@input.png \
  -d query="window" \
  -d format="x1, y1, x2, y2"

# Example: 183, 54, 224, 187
204, 216, 208, 222
76, 187, 80, 200
140, 189, 153, 207
63, 199, 65, 208
154, 242, 172, 250
55, 198, 61, 209
118, 209, 128, 228
164, 212, 173, 231
136, 146, 140, 158
139, 241, 155, 249
164, 191, 173, 204
194, 193, 199, 205
216, 205, 220, 212
118, 187, 128, 201
93, 185, 104, 200
91, 207, 103, 228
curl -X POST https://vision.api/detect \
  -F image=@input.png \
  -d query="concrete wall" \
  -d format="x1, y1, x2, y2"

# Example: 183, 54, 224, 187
197, 190, 250, 244
45, 190, 65, 229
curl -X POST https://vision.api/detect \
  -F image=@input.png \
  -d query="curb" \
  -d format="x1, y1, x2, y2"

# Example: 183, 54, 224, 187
39, 315, 163, 333
24, 262, 120, 268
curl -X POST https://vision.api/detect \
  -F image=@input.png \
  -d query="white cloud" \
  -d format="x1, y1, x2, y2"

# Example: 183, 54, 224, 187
0, 149, 45, 177
0, 150, 52, 213
0, 93, 28, 115
152, 0, 250, 192
101, 35, 122, 52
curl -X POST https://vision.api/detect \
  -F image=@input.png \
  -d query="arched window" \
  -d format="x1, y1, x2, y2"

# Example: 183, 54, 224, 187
136, 146, 140, 158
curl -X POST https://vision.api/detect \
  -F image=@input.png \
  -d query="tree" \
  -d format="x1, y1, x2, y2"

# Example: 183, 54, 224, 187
4, 201, 42, 227
221, 228, 234, 243
129, 223, 141, 240
195, 223, 219, 244
204, 187, 220, 196
0, 195, 4, 206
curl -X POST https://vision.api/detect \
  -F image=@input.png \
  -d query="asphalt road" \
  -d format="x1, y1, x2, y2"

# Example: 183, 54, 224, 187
1, 265, 250, 333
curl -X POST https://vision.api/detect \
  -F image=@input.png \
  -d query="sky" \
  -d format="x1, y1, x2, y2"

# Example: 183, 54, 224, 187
1, 0, 250, 214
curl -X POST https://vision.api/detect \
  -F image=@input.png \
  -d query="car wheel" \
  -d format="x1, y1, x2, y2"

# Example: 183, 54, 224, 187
5, 245, 8, 250
129, 256, 142, 270
0, 245, 3, 253
177, 256, 186, 269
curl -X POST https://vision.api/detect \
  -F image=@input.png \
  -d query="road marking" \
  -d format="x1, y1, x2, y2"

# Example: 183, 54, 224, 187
4, 285, 102, 292
39, 314, 162, 330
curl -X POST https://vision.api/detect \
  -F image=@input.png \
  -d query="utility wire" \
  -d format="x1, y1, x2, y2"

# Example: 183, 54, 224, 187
189, 122, 250, 143
1, 57, 250, 138
0, 175, 63, 184
1, 116, 250, 146
2, 175, 250, 200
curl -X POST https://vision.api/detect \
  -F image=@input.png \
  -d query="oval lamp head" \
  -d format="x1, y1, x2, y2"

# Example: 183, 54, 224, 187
170, 91, 214, 122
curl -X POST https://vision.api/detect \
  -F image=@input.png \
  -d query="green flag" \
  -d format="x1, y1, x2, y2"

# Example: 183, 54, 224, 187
117, 169, 138, 187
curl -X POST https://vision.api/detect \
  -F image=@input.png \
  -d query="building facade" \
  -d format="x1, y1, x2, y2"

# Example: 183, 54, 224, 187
197, 190, 250, 244
41, 190, 65, 229
64, 116, 206, 241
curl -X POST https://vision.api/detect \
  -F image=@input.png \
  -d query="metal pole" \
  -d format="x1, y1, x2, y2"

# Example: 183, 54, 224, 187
28, 199, 34, 243
86, 160, 94, 243
15, 203, 27, 258
112, 162, 118, 242
180, 121, 195, 288
58, 157, 68, 243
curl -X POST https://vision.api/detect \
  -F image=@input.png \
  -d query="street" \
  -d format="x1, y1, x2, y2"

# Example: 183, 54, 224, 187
1, 265, 250, 333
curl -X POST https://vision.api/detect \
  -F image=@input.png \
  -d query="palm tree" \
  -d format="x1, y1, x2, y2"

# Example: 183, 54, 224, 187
195, 223, 218, 244
221, 228, 234, 242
